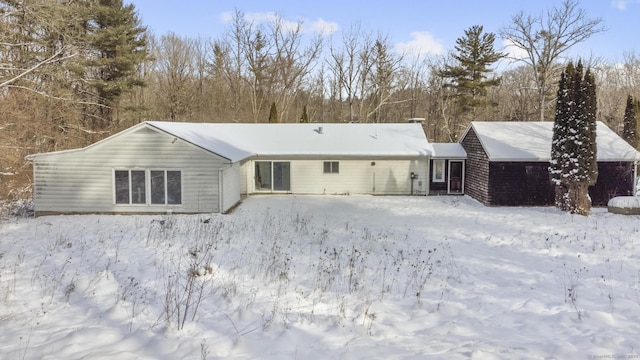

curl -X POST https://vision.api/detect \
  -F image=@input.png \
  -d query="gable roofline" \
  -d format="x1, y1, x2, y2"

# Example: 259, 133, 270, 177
27, 121, 434, 163
145, 121, 255, 162
25, 122, 238, 162
26, 122, 150, 161
460, 121, 640, 162
144, 122, 238, 162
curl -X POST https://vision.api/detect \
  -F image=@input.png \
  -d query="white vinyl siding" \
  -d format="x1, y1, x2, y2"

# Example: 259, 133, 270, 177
243, 158, 428, 195
220, 162, 241, 213
239, 159, 249, 195
31, 126, 229, 215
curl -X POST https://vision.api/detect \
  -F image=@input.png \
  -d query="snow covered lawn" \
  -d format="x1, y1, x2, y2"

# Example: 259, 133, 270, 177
1, 195, 640, 359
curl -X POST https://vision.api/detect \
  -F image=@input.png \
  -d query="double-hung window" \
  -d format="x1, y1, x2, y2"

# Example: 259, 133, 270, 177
114, 169, 182, 205
323, 161, 339, 174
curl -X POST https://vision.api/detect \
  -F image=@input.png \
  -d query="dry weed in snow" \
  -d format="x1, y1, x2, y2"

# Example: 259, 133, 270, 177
1, 195, 639, 359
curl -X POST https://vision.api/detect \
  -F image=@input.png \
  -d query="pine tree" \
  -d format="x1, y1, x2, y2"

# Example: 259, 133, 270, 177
636, 99, 640, 144
86, 0, 149, 128
299, 106, 309, 123
438, 25, 504, 119
582, 68, 598, 187
623, 95, 638, 149
550, 65, 571, 209
269, 102, 278, 123
549, 60, 598, 215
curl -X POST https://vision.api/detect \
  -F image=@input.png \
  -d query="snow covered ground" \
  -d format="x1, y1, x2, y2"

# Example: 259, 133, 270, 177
1, 195, 639, 359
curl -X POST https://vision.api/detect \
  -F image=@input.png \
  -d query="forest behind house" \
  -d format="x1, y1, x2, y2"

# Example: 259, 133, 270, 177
1, 0, 639, 201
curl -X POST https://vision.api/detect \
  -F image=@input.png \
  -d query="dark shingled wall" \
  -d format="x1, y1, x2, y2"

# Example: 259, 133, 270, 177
460, 127, 636, 206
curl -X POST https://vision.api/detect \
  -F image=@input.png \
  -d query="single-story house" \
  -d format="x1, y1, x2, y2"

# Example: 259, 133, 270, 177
26, 122, 437, 216
460, 121, 640, 206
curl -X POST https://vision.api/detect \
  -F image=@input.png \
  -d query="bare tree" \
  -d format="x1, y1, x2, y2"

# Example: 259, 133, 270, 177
306, 62, 329, 122
208, 40, 235, 121
402, 54, 429, 120
151, 33, 197, 121
425, 53, 458, 141
243, 26, 274, 123
620, 51, 640, 90
591, 52, 640, 131
495, 64, 539, 121
500, 0, 605, 121
366, 34, 404, 122
218, 10, 250, 122
327, 24, 374, 122
208, 10, 271, 123
270, 16, 322, 123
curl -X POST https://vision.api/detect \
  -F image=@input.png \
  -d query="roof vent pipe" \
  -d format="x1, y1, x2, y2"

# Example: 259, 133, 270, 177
318, 126, 323, 134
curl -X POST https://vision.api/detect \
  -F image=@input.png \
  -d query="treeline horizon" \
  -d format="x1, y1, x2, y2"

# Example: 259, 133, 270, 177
1, 0, 639, 200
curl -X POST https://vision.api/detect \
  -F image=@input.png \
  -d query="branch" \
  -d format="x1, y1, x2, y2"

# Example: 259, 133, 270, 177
7, 85, 112, 108
61, 124, 110, 135
0, 49, 78, 88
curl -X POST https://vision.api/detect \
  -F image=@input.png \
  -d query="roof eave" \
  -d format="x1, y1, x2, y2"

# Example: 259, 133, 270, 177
144, 122, 238, 163
489, 157, 550, 162
25, 122, 152, 162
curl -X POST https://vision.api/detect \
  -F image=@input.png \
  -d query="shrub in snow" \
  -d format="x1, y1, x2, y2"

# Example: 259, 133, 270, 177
0, 199, 34, 219
160, 217, 221, 330
607, 196, 640, 215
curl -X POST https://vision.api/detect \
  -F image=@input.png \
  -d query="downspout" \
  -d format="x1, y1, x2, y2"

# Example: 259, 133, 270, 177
372, 172, 376, 193
410, 173, 414, 195
425, 153, 431, 196
218, 168, 223, 213
26, 155, 37, 216
635, 161, 638, 196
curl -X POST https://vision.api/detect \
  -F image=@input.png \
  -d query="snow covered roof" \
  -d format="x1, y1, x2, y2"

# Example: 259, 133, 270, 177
147, 122, 433, 162
464, 121, 640, 162
431, 143, 467, 159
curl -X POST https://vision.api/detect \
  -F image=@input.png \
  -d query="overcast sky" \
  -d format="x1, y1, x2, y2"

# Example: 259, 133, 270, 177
127, 0, 640, 63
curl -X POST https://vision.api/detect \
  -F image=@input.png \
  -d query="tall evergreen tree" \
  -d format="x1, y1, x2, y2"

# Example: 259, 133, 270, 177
623, 95, 638, 149
550, 64, 572, 209
85, 0, 149, 128
438, 25, 504, 119
300, 105, 309, 123
582, 68, 598, 185
549, 60, 598, 215
268, 102, 278, 123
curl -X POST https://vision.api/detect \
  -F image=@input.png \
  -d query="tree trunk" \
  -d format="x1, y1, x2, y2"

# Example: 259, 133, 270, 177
565, 183, 591, 216
573, 183, 592, 216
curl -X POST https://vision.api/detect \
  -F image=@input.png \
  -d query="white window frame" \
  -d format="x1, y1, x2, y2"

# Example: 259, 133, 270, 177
432, 159, 445, 182
113, 168, 183, 205
150, 169, 183, 205
323, 161, 339, 174
254, 161, 291, 192
114, 168, 147, 205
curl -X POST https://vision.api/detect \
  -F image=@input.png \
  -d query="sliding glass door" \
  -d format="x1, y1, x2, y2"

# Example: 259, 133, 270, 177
255, 161, 273, 190
255, 161, 290, 192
